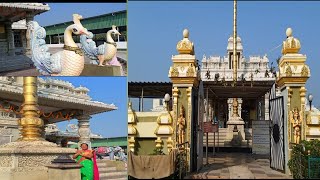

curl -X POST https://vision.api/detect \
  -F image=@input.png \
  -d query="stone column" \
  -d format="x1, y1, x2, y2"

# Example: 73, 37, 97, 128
25, 15, 34, 56
228, 98, 232, 119
5, 22, 15, 56
264, 92, 269, 120
77, 115, 92, 149
238, 98, 242, 118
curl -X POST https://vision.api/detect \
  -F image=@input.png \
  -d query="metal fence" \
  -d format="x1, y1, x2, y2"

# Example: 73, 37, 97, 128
308, 157, 320, 179
294, 150, 320, 179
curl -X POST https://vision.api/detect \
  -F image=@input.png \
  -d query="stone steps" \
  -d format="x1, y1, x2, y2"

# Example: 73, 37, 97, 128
203, 128, 253, 147
99, 171, 127, 179
97, 160, 127, 180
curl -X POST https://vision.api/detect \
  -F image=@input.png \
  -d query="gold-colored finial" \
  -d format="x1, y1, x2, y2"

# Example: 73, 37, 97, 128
176, 28, 194, 55
282, 27, 301, 55
286, 28, 293, 37
183, 29, 189, 38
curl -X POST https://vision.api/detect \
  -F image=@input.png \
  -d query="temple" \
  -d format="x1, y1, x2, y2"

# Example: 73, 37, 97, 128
0, 76, 117, 148
0, 3, 50, 71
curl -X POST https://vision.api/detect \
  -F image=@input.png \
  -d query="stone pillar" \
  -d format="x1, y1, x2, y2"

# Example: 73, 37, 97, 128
238, 98, 242, 118
228, 99, 232, 119
168, 29, 201, 172
264, 92, 269, 120
77, 115, 92, 149
5, 22, 15, 56
25, 15, 34, 56
20, 30, 26, 51
276, 28, 310, 174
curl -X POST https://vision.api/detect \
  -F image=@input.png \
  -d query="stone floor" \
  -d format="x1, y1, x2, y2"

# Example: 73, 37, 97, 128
189, 152, 292, 179
0, 67, 40, 76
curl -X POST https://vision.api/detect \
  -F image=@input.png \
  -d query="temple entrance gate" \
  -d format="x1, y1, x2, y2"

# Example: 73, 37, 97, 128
269, 83, 285, 172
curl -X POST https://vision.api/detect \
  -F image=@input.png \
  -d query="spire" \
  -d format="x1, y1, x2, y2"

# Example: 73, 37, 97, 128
232, 0, 238, 85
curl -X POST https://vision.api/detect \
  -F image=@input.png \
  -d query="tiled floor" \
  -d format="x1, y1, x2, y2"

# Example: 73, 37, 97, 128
189, 152, 292, 179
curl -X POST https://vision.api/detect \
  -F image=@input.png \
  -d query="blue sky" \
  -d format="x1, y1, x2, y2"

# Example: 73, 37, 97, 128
128, 1, 320, 108
35, 3, 126, 26
44, 77, 127, 138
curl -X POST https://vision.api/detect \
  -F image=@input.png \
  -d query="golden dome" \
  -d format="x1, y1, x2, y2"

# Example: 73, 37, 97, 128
282, 28, 301, 54
176, 29, 194, 55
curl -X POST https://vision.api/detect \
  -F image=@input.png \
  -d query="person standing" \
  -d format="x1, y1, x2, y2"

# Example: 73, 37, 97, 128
73, 143, 100, 180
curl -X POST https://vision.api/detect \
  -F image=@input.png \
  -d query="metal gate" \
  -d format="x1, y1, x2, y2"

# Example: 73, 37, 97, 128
269, 83, 285, 172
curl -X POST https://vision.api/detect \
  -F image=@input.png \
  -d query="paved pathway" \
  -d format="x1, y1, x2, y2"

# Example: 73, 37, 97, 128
189, 152, 292, 179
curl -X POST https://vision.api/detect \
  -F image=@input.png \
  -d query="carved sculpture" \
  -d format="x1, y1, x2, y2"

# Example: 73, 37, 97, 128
177, 106, 186, 145
289, 107, 303, 144
28, 14, 89, 76
80, 25, 121, 67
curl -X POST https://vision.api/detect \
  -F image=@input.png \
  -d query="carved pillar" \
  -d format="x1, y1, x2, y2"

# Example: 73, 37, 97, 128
168, 29, 200, 172
228, 99, 232, 119
238, 98, 242, 118
172, 87, 179, 147
277, 28, 310, 174
265, 92, 270, 120
77, 115, 92, 149
300, 87, 307, 141
20, 30, 26, 51
25, 15, 34, 56
5, 22, 15, 56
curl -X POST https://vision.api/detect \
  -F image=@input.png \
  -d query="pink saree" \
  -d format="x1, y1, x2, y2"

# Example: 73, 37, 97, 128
93, 151, 100, 180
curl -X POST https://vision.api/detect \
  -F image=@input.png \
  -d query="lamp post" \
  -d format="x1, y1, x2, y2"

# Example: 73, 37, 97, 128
164, 93, 170, 111
308, 94, 313, 111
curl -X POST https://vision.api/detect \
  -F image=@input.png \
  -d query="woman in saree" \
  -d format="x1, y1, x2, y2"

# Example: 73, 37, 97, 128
73, 143, 100, 180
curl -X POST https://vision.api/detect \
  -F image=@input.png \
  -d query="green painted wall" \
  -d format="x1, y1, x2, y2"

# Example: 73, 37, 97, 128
135, 138, 156, 155
44, 11, 126, 36
69, 136, 127, 148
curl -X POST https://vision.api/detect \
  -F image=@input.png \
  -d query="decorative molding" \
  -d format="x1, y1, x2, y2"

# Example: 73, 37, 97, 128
301, 65, 309, 76
285, 65, 292, 77
0, 127, 12, 135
